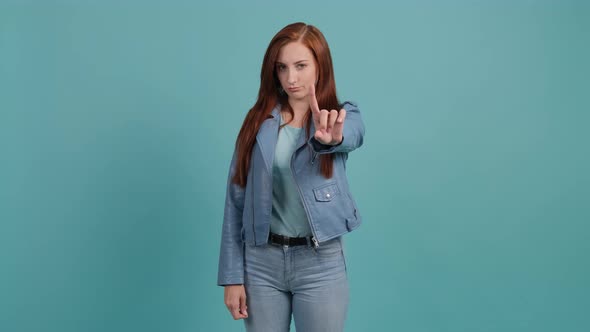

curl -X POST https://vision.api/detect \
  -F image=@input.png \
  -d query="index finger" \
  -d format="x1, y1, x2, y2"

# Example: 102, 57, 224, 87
308, 84, 320, 115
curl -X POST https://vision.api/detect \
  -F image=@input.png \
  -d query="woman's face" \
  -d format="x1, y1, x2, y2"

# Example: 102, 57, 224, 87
276, 41, 318, 102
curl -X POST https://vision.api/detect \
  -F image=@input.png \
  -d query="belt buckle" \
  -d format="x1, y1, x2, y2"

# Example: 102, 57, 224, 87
282, 234, 290, 247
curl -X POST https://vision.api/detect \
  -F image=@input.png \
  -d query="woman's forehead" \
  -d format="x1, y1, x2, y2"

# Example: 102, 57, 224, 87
277, 42, 314, 63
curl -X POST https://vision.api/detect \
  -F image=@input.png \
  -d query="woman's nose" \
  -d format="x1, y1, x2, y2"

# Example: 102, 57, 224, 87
287, 69, 297, 84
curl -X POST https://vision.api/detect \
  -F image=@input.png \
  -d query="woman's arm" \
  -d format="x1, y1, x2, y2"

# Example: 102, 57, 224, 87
217, 149, 246, 286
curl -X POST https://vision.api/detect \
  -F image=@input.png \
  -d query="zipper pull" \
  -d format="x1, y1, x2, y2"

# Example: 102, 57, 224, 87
312, 237, 319, 248
311, 151, 318, 164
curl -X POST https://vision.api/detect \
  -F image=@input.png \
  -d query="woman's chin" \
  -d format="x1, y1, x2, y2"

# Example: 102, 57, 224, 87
288, 92, 308, 102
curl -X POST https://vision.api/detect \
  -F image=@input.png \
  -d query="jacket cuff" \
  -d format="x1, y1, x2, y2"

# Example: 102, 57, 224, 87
308, 136, 344, 154
217, 276, 244, 287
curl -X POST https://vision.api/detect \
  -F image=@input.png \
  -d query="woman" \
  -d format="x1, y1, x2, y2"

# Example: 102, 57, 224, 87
217, 22, 365, 332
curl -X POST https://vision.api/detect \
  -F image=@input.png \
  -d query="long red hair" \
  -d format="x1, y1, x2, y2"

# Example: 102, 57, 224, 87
232, 22, 340, 187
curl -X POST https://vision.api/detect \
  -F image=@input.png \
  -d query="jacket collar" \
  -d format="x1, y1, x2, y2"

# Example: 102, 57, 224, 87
255, 104, 315, 174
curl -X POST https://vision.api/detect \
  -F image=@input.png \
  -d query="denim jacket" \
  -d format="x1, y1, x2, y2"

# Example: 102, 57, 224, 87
217, 101, 365, 286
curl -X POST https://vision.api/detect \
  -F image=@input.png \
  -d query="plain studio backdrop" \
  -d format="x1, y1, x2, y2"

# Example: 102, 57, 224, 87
1, 0, 588, 331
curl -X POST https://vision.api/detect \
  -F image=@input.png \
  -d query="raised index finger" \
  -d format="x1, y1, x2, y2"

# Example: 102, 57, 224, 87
308, 84, 320, 115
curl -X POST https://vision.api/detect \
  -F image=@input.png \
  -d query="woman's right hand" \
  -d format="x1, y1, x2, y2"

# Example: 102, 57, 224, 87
224, 284, 248, 320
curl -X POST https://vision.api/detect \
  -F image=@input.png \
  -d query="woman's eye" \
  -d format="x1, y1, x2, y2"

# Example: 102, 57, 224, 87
297, 64, 306, 69
277, 65, 286, 71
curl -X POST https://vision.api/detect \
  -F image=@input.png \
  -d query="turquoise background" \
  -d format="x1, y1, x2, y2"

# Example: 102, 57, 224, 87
1, 1, 589, 331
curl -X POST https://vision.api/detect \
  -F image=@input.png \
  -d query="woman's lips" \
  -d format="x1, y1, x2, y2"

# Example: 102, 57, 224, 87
288, 87, 301, 92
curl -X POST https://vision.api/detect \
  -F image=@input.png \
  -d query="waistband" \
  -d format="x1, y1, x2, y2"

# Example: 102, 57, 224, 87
268, 232, 315, 247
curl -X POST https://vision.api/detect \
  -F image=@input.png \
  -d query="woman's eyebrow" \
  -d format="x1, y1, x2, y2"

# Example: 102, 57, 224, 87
276, 60, 309, 65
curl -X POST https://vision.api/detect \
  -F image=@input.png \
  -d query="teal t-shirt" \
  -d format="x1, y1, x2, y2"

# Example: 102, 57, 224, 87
269, 114, 313, 238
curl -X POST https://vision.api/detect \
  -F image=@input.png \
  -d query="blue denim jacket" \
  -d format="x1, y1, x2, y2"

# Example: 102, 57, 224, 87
217, 101, 365, 286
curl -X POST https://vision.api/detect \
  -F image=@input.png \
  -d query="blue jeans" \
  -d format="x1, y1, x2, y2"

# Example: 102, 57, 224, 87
243, 236, 349, 332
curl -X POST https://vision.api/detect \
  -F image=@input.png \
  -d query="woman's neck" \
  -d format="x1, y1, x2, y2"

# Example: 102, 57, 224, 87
288, 98, 309, 118
281, 98, 309, 128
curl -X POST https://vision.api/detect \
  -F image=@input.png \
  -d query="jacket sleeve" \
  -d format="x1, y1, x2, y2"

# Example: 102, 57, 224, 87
217, 149, 246, 286
308, 101, 365, 154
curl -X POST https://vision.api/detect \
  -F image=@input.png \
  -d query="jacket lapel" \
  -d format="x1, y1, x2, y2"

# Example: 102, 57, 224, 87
296, 117, 317, 150
256, 104, 318, 174
255, 105, 281, 174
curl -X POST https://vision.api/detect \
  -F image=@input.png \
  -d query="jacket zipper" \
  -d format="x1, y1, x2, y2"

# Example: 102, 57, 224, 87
310, 148, 318, 165
291, 150, 320, 248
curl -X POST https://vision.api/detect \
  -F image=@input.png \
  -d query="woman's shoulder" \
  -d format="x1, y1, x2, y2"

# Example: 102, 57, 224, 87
340, 100, 359, 110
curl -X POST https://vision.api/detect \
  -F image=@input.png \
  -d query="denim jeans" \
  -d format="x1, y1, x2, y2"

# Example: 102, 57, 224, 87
243, 236, 349, 332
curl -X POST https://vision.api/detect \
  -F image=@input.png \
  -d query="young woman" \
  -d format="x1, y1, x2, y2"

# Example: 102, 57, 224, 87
217, 22, 365, 332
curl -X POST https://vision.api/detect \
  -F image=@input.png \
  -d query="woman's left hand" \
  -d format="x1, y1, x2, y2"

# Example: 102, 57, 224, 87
308, 84, 346, 145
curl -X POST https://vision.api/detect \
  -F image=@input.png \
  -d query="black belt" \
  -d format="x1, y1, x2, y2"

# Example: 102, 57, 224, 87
268, 232, 313, 247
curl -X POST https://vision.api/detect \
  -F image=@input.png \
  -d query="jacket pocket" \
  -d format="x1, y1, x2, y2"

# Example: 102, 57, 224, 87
313, 182, 341, 202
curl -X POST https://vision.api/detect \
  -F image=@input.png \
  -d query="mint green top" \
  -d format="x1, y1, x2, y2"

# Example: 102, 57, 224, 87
269, 114, 313, 238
